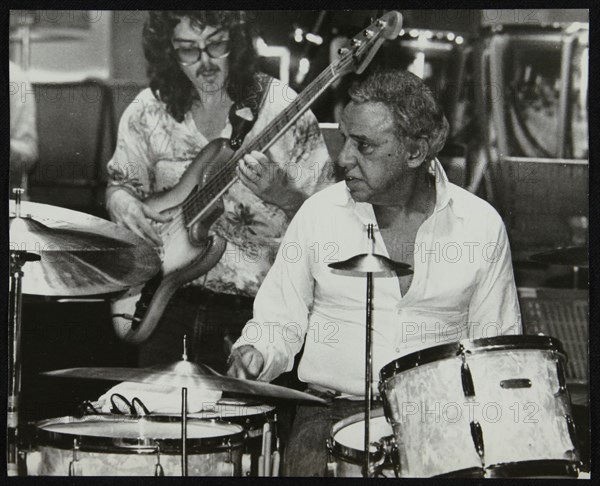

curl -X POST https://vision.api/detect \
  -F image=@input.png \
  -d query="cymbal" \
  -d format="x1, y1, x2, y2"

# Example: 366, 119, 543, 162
529, 246, 588, 268
329, 253, 413, 276
9, 200, 161, 296
41, 361, 326, 404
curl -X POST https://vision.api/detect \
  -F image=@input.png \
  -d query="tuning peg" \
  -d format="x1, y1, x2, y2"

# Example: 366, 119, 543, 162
351, 38, 363, 48
338, 47, 350, 56
376, 19, 386, 28
363, 29, 374, 38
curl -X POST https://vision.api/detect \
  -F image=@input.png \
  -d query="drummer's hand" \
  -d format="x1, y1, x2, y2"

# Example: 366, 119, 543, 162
226, 345, 264, 380
237, 151, 306, 218
106, 188, 171, 246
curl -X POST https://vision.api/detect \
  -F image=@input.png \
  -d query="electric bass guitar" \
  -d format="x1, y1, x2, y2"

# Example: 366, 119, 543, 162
111, 11, 403, 343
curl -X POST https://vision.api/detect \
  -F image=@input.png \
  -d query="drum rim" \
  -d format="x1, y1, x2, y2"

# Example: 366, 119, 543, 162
36, 415, 245, 454
379, 335, 566, 383
151, 407, 276, 431
484, 459, 580, 478
328, 408, 391, 465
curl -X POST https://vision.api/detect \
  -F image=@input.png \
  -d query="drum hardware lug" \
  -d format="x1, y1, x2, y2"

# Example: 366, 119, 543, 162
469, 421, 485, 464
68, 438, 82, 476
17, 449, 28, 476
460, 353, 476, 397
241, 453, 252, 476
213, 438, 235, 477
326, 439, 337, 477
554, 354, 567, 395
564, 414, 579, 453
326, 460, 338, 477
153, 444, 164, 476
226, 438, 233, 464
376, 434, 399, 477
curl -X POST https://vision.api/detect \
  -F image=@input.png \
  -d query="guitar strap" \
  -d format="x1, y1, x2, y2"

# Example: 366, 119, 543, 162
228, 73, 272, 150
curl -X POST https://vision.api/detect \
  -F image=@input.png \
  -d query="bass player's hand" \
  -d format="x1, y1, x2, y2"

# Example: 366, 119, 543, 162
237, 151, 307, 218
106, 188, 171, 246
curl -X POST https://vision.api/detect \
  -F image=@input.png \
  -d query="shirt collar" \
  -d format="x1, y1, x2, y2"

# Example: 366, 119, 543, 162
332, 158, 466, 219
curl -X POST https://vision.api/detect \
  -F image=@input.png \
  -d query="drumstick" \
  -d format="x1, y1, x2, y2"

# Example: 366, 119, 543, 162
224, 336, 250, 379
264, 430, 272, 476
271, 451, 280, 477
262, 422, 271, 456
258, 455, 265, 477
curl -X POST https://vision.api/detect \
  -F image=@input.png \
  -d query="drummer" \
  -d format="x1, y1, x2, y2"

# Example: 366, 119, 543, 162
228, 69, 522, 476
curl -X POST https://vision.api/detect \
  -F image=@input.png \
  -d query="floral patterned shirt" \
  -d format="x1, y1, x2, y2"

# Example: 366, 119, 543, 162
106, 79, 333, 297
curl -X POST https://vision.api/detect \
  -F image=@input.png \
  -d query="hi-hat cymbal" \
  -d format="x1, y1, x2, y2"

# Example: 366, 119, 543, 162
9, 200, 161, 296
41, 361, 326, 404
529, 246, 588, 268
329, 253, 413, 276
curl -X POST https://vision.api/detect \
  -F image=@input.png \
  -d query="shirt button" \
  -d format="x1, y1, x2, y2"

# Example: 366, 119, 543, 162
395, 347, 401, 353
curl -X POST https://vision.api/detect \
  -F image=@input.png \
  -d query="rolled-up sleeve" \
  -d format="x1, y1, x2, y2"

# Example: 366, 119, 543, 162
468, 210, 522, 338
233, 205, 315, 382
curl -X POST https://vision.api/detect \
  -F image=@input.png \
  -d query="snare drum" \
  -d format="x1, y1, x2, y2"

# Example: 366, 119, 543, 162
29, 415, 244, 476
379, 336, 580, 478
327, 408, 396, 477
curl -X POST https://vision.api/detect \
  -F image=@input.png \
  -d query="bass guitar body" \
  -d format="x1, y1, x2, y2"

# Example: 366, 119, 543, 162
111, 139, 234, 344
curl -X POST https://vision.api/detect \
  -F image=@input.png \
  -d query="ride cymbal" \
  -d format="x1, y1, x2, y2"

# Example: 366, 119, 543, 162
41, 361, 326, 404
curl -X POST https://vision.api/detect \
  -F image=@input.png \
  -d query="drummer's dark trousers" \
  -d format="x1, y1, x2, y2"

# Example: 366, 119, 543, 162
137, 287, 253, 373
284, 398, 367, 477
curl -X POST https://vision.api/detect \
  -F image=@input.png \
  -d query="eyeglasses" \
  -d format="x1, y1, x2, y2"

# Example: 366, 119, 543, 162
173, 39, 231, 65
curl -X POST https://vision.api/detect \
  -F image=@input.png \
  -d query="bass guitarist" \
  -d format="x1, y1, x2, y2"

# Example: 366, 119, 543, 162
105, 11, 333, 371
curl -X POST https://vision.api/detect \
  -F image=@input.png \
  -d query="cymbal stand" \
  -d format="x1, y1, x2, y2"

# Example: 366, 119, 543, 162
181, 387, 188, 476
181, 335, 188, 477
8, 189, 41, 475
363, 224, 375, 478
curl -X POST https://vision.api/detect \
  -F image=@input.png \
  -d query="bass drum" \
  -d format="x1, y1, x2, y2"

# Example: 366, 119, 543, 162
327, 408, 397, 477
28, 415, 244, 476
379, 336, 581, 478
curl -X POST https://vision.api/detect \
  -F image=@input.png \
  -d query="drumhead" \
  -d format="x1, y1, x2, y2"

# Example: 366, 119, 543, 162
188, 399, 275, 420
36, 415, 244, 453
380, 335, 566, 383
330, 409, 393, 464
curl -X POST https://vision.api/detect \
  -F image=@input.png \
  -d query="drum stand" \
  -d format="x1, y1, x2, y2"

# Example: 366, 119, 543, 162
328, 224, 412, 478
8, 191, 41, 475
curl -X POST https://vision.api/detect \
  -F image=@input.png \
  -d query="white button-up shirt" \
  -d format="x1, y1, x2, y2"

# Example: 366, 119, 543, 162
234, 160, 522, 396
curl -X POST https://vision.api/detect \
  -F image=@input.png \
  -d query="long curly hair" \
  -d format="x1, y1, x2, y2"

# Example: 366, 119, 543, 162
143, 11, 259, 122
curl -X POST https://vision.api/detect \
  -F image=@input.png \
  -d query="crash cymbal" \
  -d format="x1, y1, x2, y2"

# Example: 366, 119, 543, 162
329, 253, 413, 276
529, 246, 588, 268
9, 199, 161, 296
41, 362, 326, 404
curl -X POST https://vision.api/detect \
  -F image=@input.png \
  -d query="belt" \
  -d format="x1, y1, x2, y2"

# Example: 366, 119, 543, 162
175, 286, 254, 310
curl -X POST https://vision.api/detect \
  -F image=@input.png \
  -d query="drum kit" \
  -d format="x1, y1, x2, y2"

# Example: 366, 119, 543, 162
324, 225, 584, 478
8, 189, 322, 477
9, 192, 585, 477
